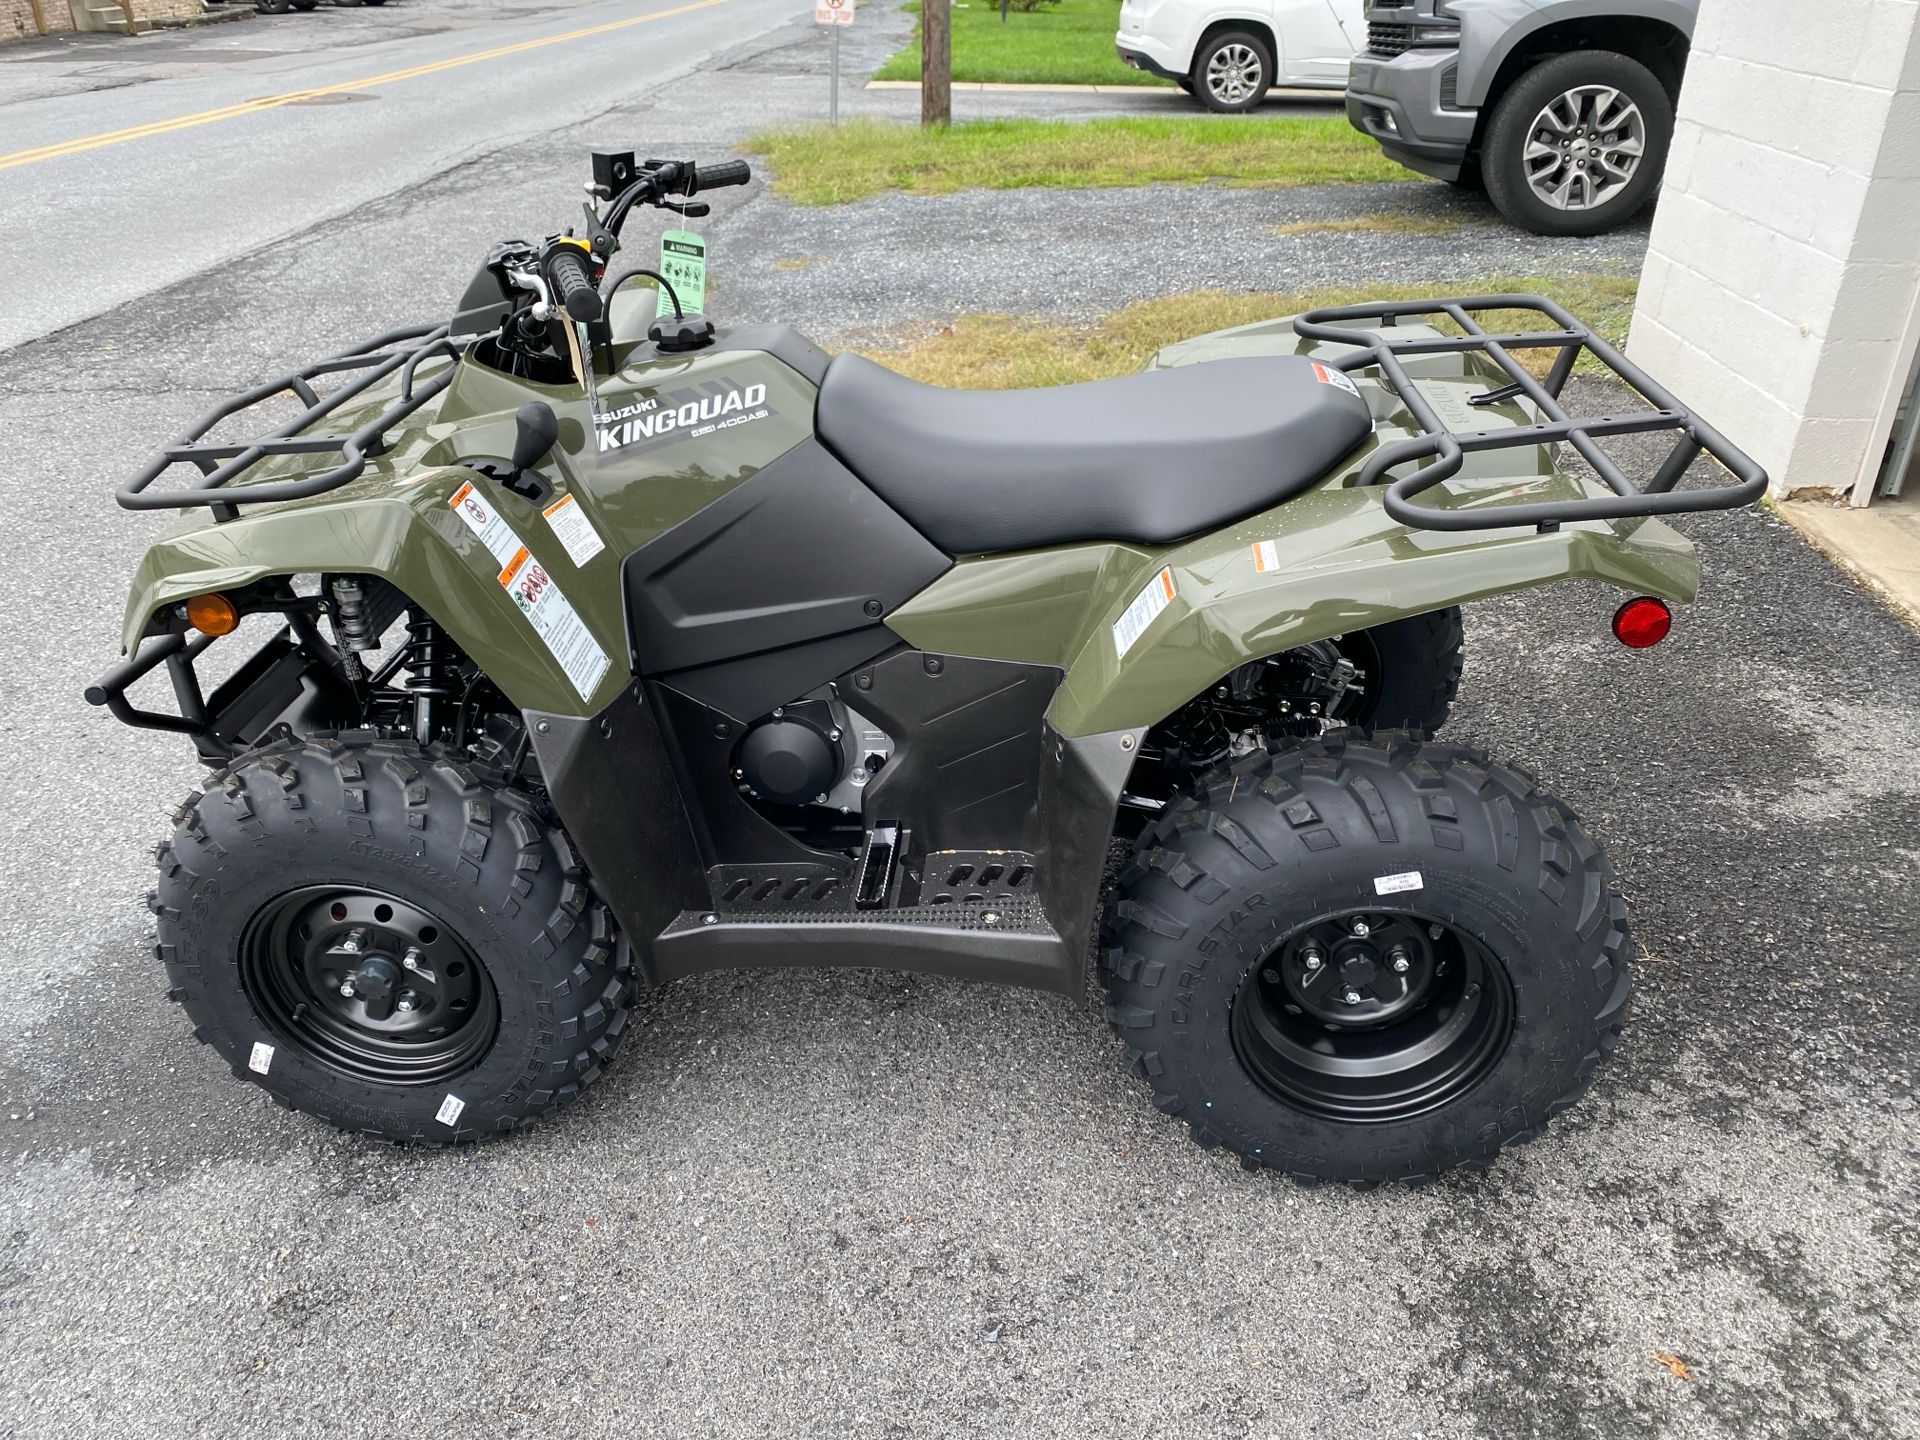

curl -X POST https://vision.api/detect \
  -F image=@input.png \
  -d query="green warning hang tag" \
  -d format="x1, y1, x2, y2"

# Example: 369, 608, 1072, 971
657, 229, 706, 318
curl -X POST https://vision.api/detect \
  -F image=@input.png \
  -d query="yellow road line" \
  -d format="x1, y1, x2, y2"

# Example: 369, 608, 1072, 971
0, 0, 728, 172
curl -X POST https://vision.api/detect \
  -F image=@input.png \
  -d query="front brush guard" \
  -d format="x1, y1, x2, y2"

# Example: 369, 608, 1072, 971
1294, 294, 1768, 532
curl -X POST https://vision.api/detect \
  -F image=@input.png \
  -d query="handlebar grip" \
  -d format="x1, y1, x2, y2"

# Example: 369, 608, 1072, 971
546, 249, 603, 323
694, 159, 752, 193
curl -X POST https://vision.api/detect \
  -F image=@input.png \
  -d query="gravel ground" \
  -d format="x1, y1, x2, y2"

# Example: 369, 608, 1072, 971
3, 8, 1917, 1440
713, 180, 1645, 334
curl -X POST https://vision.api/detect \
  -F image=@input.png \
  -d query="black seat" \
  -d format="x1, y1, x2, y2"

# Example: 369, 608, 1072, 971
814, 352, 1374, 555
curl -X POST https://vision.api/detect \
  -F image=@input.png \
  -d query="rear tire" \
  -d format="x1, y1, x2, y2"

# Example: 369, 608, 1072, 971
1192, 31, 1272, 114
1353, 606, 1463, 736
1100, 731, 1631, 1185
152, 732, 635, 1144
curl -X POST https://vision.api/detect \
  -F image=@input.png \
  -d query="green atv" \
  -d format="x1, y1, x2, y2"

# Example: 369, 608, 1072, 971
93, 152, 1764, 1185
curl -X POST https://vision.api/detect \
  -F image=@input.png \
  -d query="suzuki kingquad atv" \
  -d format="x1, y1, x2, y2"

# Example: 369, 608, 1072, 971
93, 152, 1765, 1185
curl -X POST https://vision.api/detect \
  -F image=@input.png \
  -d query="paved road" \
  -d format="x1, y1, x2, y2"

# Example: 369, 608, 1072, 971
0, 0, 803, 349
2, 7, 1917, 1439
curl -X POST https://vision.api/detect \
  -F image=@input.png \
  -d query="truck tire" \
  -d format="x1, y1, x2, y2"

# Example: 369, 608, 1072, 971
151, 731, 635, 1145
1192, 30, 1272, 114
1100, 730, 1631, 1186
1481, 50, 1673, 237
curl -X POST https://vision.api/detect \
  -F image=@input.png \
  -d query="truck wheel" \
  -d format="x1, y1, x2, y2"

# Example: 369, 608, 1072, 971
1100, 731, 1631, 1186
151, 732, 634, 1145
1480, 50, 1673, 237
1192, 31, 1272, 114
254, 0, 290, 12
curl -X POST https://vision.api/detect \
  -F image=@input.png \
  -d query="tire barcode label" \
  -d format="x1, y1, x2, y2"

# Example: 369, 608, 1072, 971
434, 1094, 466, 1127
247, 1041, 274, 1075
1374, 871, 1424, 895
1112, 567, 1177, 658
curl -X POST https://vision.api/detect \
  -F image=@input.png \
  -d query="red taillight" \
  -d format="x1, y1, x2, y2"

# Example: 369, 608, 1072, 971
1611, 597, 1671, 648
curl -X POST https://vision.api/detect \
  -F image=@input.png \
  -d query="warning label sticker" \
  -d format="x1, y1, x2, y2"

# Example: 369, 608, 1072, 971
1251, 539, 1280, 573
498, 547, 611, 700
1113, 567, 1177, 659
449, 481, 611, 701
448, 480, 522, 566
542, 493, 606, 568
1312, 361, 1361, 397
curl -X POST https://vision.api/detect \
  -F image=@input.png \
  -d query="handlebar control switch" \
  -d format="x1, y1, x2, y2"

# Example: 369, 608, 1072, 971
649, 312, 715, 354
591, 150, 637, 194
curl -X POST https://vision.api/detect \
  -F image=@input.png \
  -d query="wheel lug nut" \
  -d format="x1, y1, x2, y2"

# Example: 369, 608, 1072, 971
1304, 951, 1323, 970
1343, 989, 1362, 1005
1391, 950, 1411, 974
1350, 920, 1371, 938
339, 979, 357, 998
396, 992, 418, 1013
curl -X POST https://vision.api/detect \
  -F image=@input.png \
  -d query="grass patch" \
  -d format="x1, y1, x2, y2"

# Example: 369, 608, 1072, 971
1267, 212, 1469, 236
743, 115, 1410, 204
857, 274, 1642, 389
873, 0, 1171, 87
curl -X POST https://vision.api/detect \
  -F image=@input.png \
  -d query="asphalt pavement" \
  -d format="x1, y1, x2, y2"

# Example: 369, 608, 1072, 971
1, 5, 1916, 1438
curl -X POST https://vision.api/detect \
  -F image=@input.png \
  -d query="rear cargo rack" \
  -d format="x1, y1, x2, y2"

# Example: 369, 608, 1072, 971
1293, 293, 1767, 532
118, 324, 460, 523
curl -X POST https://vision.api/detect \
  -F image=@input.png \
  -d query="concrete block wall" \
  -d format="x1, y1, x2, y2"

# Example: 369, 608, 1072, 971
6, 0, 204, 40
1626, 0, 1920, 502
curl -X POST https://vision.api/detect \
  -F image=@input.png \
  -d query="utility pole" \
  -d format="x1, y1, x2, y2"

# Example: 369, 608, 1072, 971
921, 0, 951, 127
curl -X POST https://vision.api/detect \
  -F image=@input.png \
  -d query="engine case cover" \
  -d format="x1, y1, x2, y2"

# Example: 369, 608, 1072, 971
737, 712, 840, 806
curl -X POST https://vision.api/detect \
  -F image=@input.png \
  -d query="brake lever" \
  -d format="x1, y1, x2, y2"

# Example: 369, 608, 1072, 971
659, 199, 711, 219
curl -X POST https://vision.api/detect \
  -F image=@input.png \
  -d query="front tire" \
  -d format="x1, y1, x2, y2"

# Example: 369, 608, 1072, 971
1481, 50, 1673, 237
152, 733, 635, 1144
1101, 731, 1631, 1185
1192, 31, 1272, 114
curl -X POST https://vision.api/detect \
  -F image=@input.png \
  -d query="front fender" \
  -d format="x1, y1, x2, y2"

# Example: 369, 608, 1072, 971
119, 466, 628, 718
1044, 484, 1697, 737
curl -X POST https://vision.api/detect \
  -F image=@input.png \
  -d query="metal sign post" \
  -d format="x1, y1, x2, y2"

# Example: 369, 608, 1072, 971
815, 0, 854, 128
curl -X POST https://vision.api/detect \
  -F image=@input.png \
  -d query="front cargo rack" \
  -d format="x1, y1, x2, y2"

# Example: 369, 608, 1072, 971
1293, 293, 1767, 532
118, 324, 459, 523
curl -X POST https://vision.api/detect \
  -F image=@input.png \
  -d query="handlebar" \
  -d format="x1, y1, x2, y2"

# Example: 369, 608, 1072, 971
693, 159, 751, 192
544, 246, 603, 323
602, 158, 753, 240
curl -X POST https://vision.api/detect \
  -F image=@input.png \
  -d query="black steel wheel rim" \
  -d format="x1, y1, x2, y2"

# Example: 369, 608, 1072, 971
240, 886, 499, 1086
1230, 909, 1514, 1123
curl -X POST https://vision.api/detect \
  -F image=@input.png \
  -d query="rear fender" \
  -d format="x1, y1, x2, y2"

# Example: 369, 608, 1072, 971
119, 468, 629, 717
1043, 486, 1697, 737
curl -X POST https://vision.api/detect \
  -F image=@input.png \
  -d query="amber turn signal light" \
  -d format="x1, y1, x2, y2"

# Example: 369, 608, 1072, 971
1610, 596, 1671, 649
184, 592, 240, 636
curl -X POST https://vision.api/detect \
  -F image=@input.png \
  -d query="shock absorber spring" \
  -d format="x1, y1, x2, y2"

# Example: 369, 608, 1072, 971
402, 610, 462, 745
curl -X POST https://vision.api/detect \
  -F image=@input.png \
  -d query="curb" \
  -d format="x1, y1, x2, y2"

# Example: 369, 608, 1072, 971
1774, 496, 1920, 630
863, 80, 1343, 100
156, 5, 253, 25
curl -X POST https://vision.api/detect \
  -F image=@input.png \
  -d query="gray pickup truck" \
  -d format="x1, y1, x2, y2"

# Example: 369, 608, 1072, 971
1346, 0, 1696, 235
